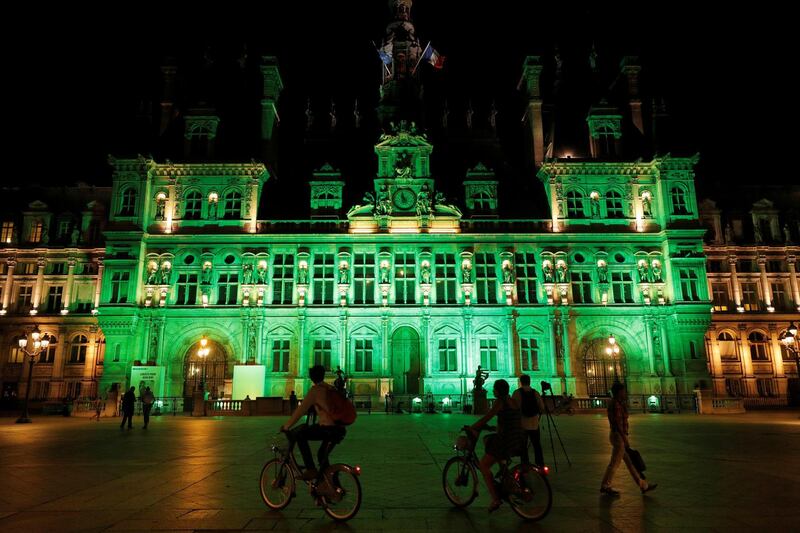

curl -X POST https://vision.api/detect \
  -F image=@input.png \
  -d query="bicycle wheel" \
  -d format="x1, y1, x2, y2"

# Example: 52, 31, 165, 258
442, 456, 478, 507
259, 459, 295, 510
507, 464, 552, 521
320, 464, 362, 521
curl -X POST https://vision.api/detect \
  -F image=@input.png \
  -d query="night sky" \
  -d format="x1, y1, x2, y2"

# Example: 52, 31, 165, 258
8, 1, 791, 199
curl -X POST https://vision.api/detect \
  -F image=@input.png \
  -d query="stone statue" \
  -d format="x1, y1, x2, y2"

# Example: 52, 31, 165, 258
542, 262, 554, 283
637, 261, 649, 283
329, 101, 337, 132
71, 227, 80, 245
462, 261, 472, 284
208, 199, 218, 220
597, 261, 608, 283
242, 263, 253, 284
256, 263, 267, 284
724, 223, 733, 243
466, 103, 474, 130
502, 262, 514, 284
556, 262, 568, 283
298, 266, 308, 285
420, 262, 432, 285
146, 263, 158, 285
395, 152, 413, 179
201, 263, 213, 285
753, 222, 763, 243
784, 224, 792, 243
641, 194, 652, 218
379, 262, 391, 284
651, 261, 663, 283
159, 263, 171, 285
590, 195, 601, 218
375, 186, 392, 216
416, 186, 432, 216
489, 102, 498, 133
473, 366, 489, 391
155, 201, 165, 221
305, 98, 314, 131
338, 263, 349, 284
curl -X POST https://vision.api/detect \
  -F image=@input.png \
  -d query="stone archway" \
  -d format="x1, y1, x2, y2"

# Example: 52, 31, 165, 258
583, 338, 626, 397
183, 340, 228, 398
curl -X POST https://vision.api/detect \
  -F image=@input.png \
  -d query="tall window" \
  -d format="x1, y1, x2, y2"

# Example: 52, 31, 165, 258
748, 332, 769, 361
70, 335, 89, 363
474, 253, 497, 304
718, 331, 738, 360
520, 337, 539, 371
47, 286, 63, 312
1, 221, 14, 243
17, 285, 33, 311
120, 188, 137, 216
438, 338, 457, 371
50, 262, 66, 275
670, 187, 689, 214
272, 254, 294, 305
184, 191, 202, 219
571, 272, 593, 304
353, 253, 375, 304
740, 282, 760, 311
479, 339, 498, 371
354, 339, 373, 372
313, 253, 335, 304
611, 272, 634, 303
271, 339, 290, 372
514, 252, 538, 304
771, 282, 789, 311
217, 274, 239, 305
605, 191, 624, 218
176, 274, 198, 305
39, 336, 57, 363
394, 253, 416, 304
110, 272, 129, 303
679, 269, 701, 301
711, 283, 730, 311
8, 338, 25, 363
435, 253, 457, 304
58, 220, 71, 239
313, 339, 332, 370
223, 191, 242, 219
566, 191, 584, 218
30, 221, 43, 243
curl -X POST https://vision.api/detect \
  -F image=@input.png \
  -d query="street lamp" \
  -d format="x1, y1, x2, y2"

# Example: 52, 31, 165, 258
197, 336, 210, 393
779, 321, 799, 406
605, 334, 621, 383
16, 326, 51, 423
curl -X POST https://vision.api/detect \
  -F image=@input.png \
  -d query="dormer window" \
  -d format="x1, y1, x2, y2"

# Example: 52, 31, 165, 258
567, 191, 585, 218
119, 188, 137, 216
223, 191, 242, 219
605, 191, 624, 218
184, 191, 202, 219
1, 221, 13, 243
670, 187, 689, 215
29, 221, 43, 243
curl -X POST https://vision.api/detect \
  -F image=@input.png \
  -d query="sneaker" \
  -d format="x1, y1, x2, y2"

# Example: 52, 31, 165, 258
301, 469, 319, 481
600, 487, 620, 496
641, 483, 658, 494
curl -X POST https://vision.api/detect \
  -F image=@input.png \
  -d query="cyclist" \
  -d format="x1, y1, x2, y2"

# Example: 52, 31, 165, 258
468, 378, 525, 512
281, 364, 346, 481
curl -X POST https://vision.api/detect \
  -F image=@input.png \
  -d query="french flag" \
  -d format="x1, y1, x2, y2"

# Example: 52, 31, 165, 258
421, 43, 445, 70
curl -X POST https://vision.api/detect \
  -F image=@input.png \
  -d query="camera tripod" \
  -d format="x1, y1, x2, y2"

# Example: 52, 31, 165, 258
540, 381, 571, 471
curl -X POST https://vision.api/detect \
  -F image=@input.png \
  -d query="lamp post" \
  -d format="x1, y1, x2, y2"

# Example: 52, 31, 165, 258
16, 326, 51, 424
779, 321, 799, 407
197, 336, 210, 394
605, 334, 621, 384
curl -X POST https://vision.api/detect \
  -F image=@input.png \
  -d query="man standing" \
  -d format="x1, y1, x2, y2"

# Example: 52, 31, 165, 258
141, 387, 155, 429
600, 382, 657, 496
512, 375, 546, 466
120, 386, 136, 430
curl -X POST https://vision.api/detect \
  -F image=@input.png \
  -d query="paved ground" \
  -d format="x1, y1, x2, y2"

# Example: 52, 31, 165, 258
1, 411, 799, 532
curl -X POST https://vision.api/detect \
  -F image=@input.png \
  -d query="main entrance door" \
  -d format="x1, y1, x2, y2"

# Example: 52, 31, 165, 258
392, 327, 420, 395
583, 338, 626, 397
183, 340, 228, 399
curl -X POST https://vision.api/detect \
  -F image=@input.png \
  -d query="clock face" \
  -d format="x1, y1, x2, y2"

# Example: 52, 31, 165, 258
393, 188, 416, 210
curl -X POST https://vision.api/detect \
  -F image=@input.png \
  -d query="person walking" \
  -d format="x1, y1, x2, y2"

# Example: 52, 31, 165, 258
289, 390, 298, 412
93, 396, 103, 422
120, 386, 136, 430
141, 387, 155, 429
600, 382, 657, 496
512, 374, 546, 467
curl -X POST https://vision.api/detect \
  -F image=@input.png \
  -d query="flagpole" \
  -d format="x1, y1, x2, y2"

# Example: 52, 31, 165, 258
371, 40, 392, 77
411, 41, 430, 77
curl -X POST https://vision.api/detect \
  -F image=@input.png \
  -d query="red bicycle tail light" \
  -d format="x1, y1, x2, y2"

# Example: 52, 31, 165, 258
354, 465, 362, 476
542, 466, 550, 475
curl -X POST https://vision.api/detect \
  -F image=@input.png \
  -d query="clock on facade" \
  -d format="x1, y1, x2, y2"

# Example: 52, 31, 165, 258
392, 188, 416, 210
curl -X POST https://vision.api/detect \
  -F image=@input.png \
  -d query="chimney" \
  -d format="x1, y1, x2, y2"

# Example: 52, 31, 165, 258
620, 56, 644, 134
651, 98, 670, 154
260, 56, 284, 142
521, 56, 545, 167
159, 59, 177, 136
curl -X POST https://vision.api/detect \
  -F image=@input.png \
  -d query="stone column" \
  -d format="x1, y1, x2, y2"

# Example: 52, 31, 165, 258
644, 319, 657, 375
506, 310, 517, 376
768, 326, 785, 378
93, 258, 105, 311
421, 310, 430, 387
31, 257, 46, 314
547, 315, 558, 376
561, 311, 572, 377
758, 256, 772, 309
339, 310, 348, 373
381, 314, 390, 375
62, 257, 76, 312
738, 324, 756, 397
707, 330, 725, 396
787, 255, 800, 308
463, 310, 473, 379
2, 258, 16, 312
659, 320, 672, 376
83, 326, 99, 389
729, 257, 742, 308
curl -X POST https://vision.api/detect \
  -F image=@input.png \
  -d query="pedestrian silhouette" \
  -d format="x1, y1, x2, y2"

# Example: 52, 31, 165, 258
120, 387, 136, 430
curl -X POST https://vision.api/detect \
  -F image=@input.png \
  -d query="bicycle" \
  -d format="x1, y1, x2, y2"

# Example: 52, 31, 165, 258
442, 425, 552, 521
259, 429, 363, 521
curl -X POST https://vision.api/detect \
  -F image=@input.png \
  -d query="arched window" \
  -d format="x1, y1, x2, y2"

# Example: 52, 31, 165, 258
39, 335, 57, 363
605, 191, 624, 218
223, 191, 242, 219
70, 334, 89, 364
748, 331, 769, 361
184, 191, 202, 219
670, 187, 689, 215
566, 191, 584, 218
473, 191, 493, 210
717, 331, 738, 360
120, 188, 137, 216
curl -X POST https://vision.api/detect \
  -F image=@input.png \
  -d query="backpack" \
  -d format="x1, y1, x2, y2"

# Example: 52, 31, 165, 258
520, 389, 541, 417
326, 388, 357, 426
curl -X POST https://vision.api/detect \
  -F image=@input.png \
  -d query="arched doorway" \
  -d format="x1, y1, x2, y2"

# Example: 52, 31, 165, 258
583, 337, 626, 397
183, 340, 228, 398
392, 327, 420, 395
